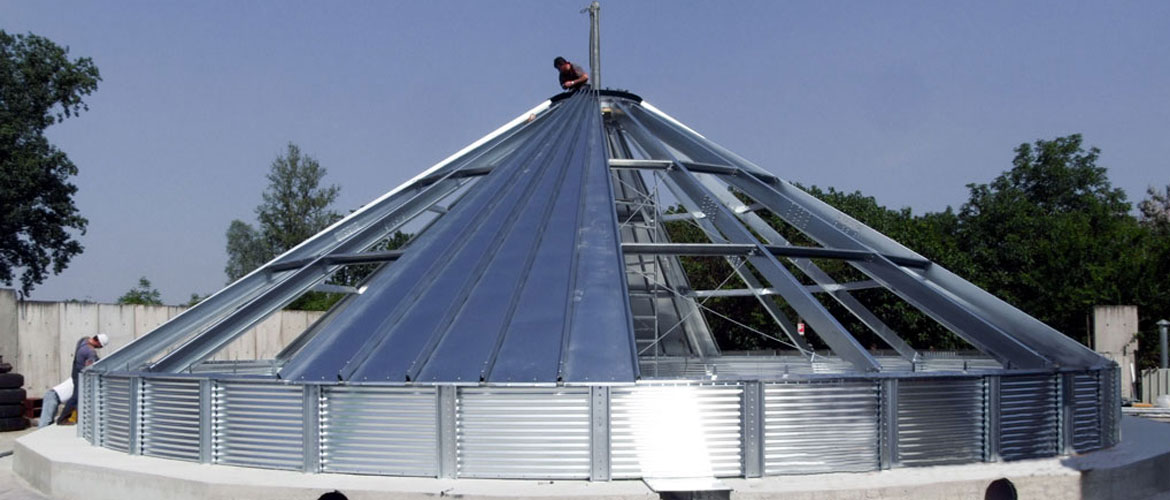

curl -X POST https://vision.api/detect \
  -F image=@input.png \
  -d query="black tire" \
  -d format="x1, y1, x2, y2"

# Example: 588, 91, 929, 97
0, 373, 23, 389
0, 362, 12, 374
0, 388, 26, 404
0, 416, 28, 432
0, 405, 22, 418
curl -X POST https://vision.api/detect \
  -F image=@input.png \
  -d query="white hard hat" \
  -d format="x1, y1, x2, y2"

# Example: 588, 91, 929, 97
96, 333, 110, 348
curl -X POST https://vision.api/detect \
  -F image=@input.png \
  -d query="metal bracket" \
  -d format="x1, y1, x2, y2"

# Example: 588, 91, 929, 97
742, 382, 764, 477
985, 375, 1001, 462
590, 386, 611, 481
303, 384, 322, 473
128, 376, 141, 455
438, 386, 457, 478
1059, 373, 1074, 455
880, 379, 899, 469
199, 378, 213, 464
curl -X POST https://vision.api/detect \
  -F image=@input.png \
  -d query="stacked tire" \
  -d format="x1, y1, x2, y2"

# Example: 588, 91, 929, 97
0, 357, 28, 431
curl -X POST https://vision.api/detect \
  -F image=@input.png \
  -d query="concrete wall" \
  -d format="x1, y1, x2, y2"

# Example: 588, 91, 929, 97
0, 289, 322, 396
1093, 305, 1139, 401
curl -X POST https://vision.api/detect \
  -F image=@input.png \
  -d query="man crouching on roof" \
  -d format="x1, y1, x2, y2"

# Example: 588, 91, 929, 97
554, 56, 589, 90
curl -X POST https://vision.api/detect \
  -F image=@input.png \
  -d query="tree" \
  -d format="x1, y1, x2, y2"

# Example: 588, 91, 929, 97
117, 277, 163, 306
954, 134, 1140, 341
0, 31, 100, 296
1139, 184, 1170, 232
224, 142, 341, 281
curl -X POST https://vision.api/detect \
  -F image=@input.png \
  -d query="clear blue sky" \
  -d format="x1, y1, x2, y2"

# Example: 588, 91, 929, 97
6, 1, 1169, 304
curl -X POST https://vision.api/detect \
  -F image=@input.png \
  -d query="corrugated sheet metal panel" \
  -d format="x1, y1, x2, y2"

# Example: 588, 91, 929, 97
611, 384, 743, 479
999, 375, 1058, 461
1071, 372, 1102, 452
213, 382, 304, 470
897, 378, 984, 466
456, 388, 591, 479
80, 372, 97, 444
321, 386, 438, 476
100, 376, 134, 453
763, 381, 880, 474
141, 378, 201, 461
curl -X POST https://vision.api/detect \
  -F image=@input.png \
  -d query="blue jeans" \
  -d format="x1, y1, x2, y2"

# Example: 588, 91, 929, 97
38, 389, 61, 428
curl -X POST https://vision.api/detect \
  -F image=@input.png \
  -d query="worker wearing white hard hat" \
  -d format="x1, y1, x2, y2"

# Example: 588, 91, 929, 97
56, 334, 109, 425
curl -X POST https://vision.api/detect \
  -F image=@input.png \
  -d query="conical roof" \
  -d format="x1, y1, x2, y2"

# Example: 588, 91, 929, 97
94, 88, 1109, 382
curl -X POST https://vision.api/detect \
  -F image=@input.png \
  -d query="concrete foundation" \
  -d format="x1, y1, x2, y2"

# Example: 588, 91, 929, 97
12, 417, 1170, 500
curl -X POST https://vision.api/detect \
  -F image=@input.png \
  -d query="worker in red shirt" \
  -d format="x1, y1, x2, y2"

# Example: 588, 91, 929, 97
554, 56, 589, 90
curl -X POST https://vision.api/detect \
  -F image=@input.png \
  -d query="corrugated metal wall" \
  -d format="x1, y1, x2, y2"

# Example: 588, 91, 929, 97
610, 384, 743, 478
456, 388, 591, 479
141, 378, 202, 461
213, 382, 305, 470
762, 381, 880, 474
896, 377, 985, 466
998, 375, 1058, 461
1071, 372, 1103, 452
76, 368, 1118, 479
100, 375, 134, 453
321, 386, 438, 476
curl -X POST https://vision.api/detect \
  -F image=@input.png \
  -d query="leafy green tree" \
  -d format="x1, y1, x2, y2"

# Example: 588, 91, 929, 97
0, 31, 100, 296
954, 134, 1140, 342
117, 277, 163, 305
1139, 184, 1170, 232
224, 142, 341, 281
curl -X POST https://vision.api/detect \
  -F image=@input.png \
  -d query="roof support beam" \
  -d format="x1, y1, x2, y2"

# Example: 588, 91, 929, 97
628, 103, 1051, 369
620, 242, 928, 268
618, 102, 880, 372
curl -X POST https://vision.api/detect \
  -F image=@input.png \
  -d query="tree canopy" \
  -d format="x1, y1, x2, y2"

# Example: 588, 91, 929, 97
117, 276, 163, 306
224, 142, 340, 282
0, 31, 100, 296
666, 134, 1169, 369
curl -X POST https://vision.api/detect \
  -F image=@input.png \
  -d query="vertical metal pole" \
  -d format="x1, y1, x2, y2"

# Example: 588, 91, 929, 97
438, 386, 458, 478
128, 376, 142, 456
880, 379, 899, 469
741, 381, 764, 477
589, 386, 611, 481
199, 378, 213, 464
587, 1, 601, 89
985, 376, 1001, 462
1158, 319, 1169, 369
